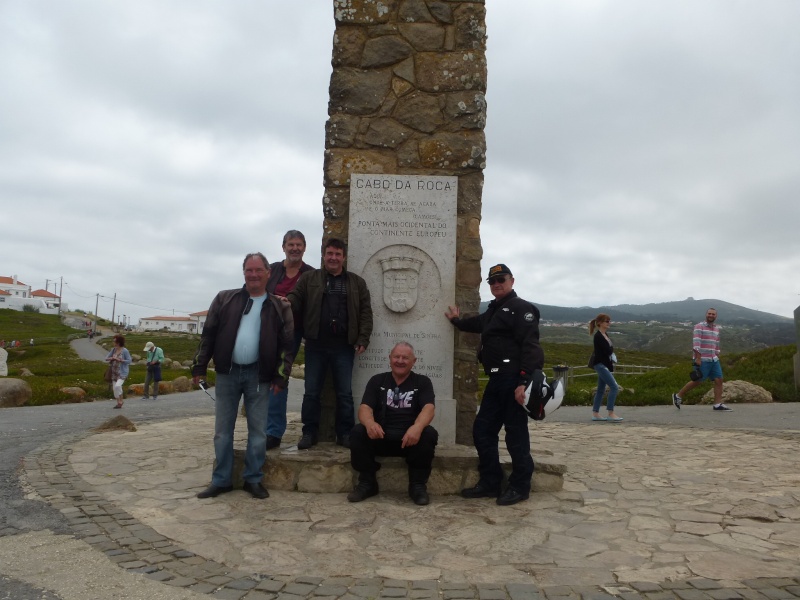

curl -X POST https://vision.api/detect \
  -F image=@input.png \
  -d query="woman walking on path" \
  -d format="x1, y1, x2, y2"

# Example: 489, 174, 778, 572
105, 334, 132, 409
589, 314, 622, 422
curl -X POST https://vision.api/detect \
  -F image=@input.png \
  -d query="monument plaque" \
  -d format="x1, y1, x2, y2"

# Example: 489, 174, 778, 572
348, 174, 458, 443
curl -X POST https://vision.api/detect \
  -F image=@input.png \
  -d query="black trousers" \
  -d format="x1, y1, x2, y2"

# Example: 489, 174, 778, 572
474, 373, 534, 494
349, 423, 438, 484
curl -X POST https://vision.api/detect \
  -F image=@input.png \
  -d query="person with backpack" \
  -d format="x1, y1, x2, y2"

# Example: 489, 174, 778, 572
445, 263, 544, 506
141, 341, 165, 400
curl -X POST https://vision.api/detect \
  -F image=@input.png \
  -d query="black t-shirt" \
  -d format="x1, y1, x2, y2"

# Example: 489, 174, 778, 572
361, 371, 435, 439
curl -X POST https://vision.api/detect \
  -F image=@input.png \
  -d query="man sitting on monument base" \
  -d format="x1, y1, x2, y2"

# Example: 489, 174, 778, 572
347, 342, 438, 506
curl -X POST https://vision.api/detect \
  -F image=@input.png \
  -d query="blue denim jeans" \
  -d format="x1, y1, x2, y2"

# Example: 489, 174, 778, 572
593, 364, 619, 412
265, 330, 304, 439
474, 373, 534, 494
301, 342, 355, 439
211, 363, 268, 487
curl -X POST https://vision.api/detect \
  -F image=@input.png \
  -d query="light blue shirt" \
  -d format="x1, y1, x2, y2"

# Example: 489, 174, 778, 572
232, 294, 267, 365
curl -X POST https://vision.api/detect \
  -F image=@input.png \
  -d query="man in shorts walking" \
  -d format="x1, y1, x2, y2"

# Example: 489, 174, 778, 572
672, 308, 729, 411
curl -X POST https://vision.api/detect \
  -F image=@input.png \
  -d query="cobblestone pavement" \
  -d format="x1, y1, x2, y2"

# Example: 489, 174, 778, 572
4, 408, 800, 599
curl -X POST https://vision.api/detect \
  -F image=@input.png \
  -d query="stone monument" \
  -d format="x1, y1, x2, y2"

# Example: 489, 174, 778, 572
0, 348, 7, 377
348, 173, 457, 443
321, 0, 487, 444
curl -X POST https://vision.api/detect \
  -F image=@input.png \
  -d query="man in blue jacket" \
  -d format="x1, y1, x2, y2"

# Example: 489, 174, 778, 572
192, 252, 295, 500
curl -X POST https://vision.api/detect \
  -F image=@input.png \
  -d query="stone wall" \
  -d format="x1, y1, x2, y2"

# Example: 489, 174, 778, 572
323, 0, 487, 443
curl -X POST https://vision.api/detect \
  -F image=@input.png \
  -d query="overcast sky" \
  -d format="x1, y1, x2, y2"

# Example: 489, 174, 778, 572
3, 1, 799, 325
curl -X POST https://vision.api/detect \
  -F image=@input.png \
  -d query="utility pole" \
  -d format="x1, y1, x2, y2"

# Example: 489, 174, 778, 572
111, 293, 116, 327
58, 276, 63, 317
93, 293, 99, 334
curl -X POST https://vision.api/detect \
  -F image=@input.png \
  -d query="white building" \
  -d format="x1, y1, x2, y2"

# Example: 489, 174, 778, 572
138, 315, 199, 333
0, 275, 31, 298
0, 278, 65, 315
190, 310, 208, 334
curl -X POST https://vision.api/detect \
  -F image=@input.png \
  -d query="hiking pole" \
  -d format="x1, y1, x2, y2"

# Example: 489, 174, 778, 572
198, 380, 215, 402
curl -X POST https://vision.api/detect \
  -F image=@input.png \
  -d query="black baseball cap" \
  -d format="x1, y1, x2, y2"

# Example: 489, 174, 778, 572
486, 264, 513, 281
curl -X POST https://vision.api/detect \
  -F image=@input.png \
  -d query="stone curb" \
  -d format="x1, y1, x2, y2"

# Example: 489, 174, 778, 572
13, 429, 800, 600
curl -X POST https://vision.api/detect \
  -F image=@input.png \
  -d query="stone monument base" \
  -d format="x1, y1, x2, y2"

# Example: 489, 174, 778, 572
231, 444, 565, 495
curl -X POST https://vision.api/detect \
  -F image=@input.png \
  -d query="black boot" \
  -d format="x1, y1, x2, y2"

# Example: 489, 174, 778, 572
347, 474, 378, 502
408, 468, 431, 505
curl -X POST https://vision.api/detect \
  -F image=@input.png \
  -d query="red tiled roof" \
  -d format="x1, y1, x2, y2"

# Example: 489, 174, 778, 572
189, 310, 208, 317
31, 289, 59, 298
0, 276, 28, 286
0, 289, 10, 295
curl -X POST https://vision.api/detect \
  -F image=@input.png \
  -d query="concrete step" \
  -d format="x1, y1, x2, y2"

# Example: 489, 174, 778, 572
231, 443, 565, 495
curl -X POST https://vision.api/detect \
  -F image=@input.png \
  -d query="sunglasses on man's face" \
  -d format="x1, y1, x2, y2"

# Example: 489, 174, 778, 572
488, 276, 508, 285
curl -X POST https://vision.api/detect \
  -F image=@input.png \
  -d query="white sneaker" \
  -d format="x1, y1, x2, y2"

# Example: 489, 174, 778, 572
672, 393, 682, 409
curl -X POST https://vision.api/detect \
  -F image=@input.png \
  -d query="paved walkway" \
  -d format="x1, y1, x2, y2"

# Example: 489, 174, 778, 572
6, 405, 800, 599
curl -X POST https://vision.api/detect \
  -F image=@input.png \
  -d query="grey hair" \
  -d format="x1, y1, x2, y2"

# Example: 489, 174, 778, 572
242, 252, 269, 270
390, 341, 415, 355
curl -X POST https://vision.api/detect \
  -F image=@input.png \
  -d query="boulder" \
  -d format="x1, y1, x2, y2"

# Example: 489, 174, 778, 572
19, 368, 34, 377
162, 357, 173, 367
130, 353, 141, 362
93, 415, 137, 432
60, 387, 87, 403
172, 376, 192, 393
291, 364, 305, 379
700, 380, 772, 404
0, 378, 33, 408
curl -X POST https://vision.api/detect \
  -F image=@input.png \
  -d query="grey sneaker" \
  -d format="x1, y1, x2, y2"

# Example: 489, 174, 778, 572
713, 404, 732, 411
672, 393, 682, 409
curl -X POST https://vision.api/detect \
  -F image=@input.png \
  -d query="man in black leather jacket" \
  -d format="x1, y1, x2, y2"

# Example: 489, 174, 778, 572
445, 263, 544, 506
191, 252, 295, 500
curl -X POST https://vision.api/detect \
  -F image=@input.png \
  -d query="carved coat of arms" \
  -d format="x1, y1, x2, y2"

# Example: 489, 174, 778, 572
380, 256, 423, 313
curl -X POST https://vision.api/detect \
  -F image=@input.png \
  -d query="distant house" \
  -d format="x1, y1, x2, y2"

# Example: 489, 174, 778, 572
31, 289, 65, 312
0, 275, 31, 298
138, 315, 199, 333
0, 276, 65, 314
190, 310, 208, 334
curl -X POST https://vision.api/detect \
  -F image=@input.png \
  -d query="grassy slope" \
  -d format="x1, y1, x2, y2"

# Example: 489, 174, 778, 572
1, 313, 213, 405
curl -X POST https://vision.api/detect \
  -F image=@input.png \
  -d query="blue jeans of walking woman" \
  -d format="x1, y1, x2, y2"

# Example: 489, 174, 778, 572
592, 364, 619, 413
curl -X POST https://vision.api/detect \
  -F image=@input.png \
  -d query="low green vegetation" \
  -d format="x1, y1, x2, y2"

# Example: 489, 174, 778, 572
2, 314, 214, 405
548, 344, 798, 407
1, 312, 796, 406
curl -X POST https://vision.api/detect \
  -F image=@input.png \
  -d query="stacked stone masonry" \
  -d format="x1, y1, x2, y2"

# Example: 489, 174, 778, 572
324, 0, 488, 444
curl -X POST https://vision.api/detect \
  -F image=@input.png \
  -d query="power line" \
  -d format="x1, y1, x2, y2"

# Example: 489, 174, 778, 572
64, 283, 196, 316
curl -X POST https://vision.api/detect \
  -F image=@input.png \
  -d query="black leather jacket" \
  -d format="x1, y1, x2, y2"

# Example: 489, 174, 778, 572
191, 286, 295, 389
450, 291, 544, 385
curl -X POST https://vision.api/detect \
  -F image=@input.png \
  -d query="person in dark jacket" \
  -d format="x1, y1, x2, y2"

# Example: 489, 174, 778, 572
264, 230, 314, 450
191, 252, 295, 500
445, 263, 544, 506
588, 314, 622, 422
288, 238, 373, 450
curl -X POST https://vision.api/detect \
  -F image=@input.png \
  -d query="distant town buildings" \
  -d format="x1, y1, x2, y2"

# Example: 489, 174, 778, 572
0, 275, 65, 314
